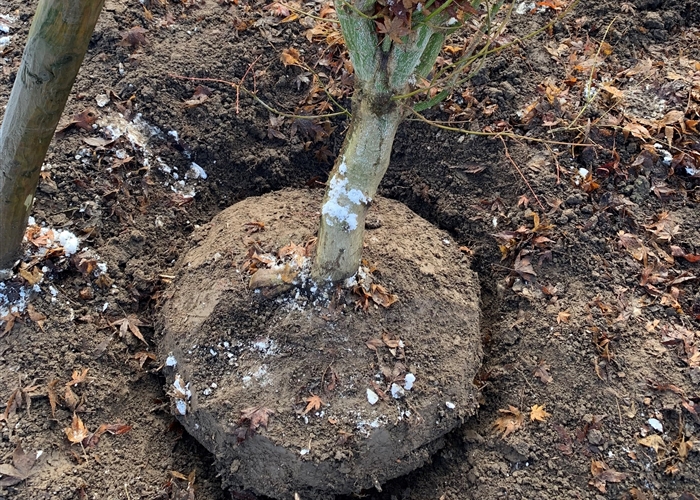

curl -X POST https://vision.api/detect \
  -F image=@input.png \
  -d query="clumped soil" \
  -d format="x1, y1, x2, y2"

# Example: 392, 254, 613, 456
1, 0, 699, 499
159, 189, 481, 498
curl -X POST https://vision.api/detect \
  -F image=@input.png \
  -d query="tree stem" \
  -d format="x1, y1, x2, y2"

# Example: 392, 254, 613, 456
0, 0, 105, 269
311, 91, 404, 283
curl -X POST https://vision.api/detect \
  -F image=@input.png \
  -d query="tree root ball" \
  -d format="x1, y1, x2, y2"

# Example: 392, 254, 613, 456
159, 189, 482, 499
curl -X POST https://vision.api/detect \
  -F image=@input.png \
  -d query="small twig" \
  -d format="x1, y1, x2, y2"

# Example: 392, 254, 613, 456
124, 484, 132, 500
544, 143, 562, 185
514, 365, 536, 393
237, 55, 262, 114
499, 136, 546, 212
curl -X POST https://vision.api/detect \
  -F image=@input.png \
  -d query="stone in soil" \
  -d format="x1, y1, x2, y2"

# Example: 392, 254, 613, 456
159, 189, 482, 499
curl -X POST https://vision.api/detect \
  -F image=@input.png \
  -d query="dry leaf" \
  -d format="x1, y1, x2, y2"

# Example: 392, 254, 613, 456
65, 414, 89, 444
589, 459, 628, 493
110, 315, 149, 345
66, 368, 90, 387
370, 284, 398, 308
47, 379, 59, 418
492, 405, 524, 437
64, 385, 81, 412
533, 361, 553, 384
530, 404, 551, 422
302, 395, 323, 415
281, 48, 301, 66
134, 351, 157, 368
119, 26, 148, 48
638, 434, 666, 454
238, 406, 273, 431
557, 311, 570, 324
514, 251, 537, 282
0, 443, 37, 486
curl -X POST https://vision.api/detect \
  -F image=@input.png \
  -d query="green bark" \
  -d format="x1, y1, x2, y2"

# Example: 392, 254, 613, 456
0, 0, 105, 269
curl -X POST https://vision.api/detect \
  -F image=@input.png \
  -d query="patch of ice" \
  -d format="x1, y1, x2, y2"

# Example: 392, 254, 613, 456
188, 162, 207, 179
300, 448, 310, 455
95, 94, 110, 107
648, 418, 663, 432
404, 373, 415, 390
165, 355, 177, 367
0, 36, 11, 48
57, 230, 80, 256
366, 388, 379, 405
175, 400, 187, 415
390, 383, 405, 399
445, 401, 456, 410
515, 1, 534, 14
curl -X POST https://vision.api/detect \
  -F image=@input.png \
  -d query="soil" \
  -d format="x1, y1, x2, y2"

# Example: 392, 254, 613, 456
159, 189, 482, 498
1, 0, 700, 499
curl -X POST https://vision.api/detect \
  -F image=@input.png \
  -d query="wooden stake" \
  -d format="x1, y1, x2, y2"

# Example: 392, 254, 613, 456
0, 0, 105, 269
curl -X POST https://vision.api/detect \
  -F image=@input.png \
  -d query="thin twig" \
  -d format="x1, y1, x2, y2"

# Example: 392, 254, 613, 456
499, 135, 546, 212
237, 55, 262, 114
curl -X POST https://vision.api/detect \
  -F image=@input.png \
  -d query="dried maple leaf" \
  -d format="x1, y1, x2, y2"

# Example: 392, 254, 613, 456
110, 315, 149, 345
638, 435, 666, 455
183, 85, 213, 107
530, 404, 551, 422
0, 443, 37, 486
65, 414, 89, 444
243, 221, 265, 234
238, 406, 273, 431
644, 212, 679, 243
66, 368, 91, 387
375, 17, 410, 45
118, 26, 148, 49
84, 423, 132, 448
303, 395, 323, 415
671, 246, 700, 263
589, 459, 628, 493
492, 405, 524, 438
1, 379, 41, 421
134, 351, 157, 368
557, 311, 571, 324
370, 284, 398, 308
533, 361, 553, 384
281, 47, 301, 66
513, 251, 537, 282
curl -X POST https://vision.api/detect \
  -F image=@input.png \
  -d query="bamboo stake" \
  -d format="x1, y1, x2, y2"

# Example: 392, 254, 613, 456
0, 0, 105, 270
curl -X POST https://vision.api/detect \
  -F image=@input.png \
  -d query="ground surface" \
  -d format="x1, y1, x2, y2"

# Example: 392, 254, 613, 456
1, 0, 699, 499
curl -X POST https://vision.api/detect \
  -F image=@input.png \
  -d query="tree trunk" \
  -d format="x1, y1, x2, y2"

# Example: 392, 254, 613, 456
311, 90, 404, 283
0, 0, 105, 270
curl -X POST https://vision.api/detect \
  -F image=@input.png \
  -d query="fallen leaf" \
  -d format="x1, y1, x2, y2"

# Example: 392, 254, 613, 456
623, 122, 652, 141
281, 47, 301, 66
302, 395, 323, 415
557, 311, 570, 324
492, 406, 524, 437
26, 304, 46, 330
66, 368, 91, 387
0, 443, 37, 486
134, 351, 157, 368
84, 422, 132, 448
18, 265, 43, 286
47, 379, 59, 418
65, 414, 89, 444
514, 251, 537, 281
530, 404, 551, 422
118, 26, 148, 48
110, 315, 149, 345
589, 459, 628, 493
533, 361, 553, 384
183, 85, 212, 107
64, 385, 82, 412
375, 16, 411, 45
370, 284, 398, 308
671, 246, 700, 263
238, 406, 273, 431
638, 434, 666, 454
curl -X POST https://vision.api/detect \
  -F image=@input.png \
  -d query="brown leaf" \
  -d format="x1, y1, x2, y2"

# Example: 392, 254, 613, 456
375, 16, 410, 45
671, 245, 700, 263
66, 368, 91, 387
64, 385, 81, 412
280, 48, 301, 67
47, 379, 59, 418
514, 251, 537, 282
18, 265, 43, 285
492, 405, 524, 437
118, 26, 148, 48
589, 459, 628, 493
110, 315, 149, 345
183, 85, 212, 107
302, 395, 323, 415
134, 351, 157, 368
638, 435, 666, 454
26, 304, 46, 330
238, 406, 273, 431
534, 361, 553, 384
65, 414, 89, 444
557, 311, 570, 324
0, 443, 37, 486
530, 404, 551, 422
370, 284, 398, 308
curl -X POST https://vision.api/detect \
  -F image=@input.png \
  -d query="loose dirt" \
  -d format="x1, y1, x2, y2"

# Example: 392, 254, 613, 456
1, 0, 699, 499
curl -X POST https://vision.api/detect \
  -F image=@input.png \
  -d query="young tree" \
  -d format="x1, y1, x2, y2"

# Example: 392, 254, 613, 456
0, 0, 105, 271
311, 0, 488, 282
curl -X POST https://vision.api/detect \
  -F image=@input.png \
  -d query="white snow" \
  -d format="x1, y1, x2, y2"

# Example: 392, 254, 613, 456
165, 355, 177, 367
390, 383, 405, 399
404, 373, 415, 390
366, 388, 379, 405
445, 401, 456, 409
175, 400, 187, 415
188, 162, 207, 179
648, 418, 663, 432
57, 230, 80, 256
321, 173, 368, 231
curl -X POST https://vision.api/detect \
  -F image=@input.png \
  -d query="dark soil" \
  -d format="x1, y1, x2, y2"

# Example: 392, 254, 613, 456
1, 0, 699, 499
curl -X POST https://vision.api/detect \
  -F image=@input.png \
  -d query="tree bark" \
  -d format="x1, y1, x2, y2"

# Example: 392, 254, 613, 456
0, 0, 105, 270
311, 90, 404, 283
